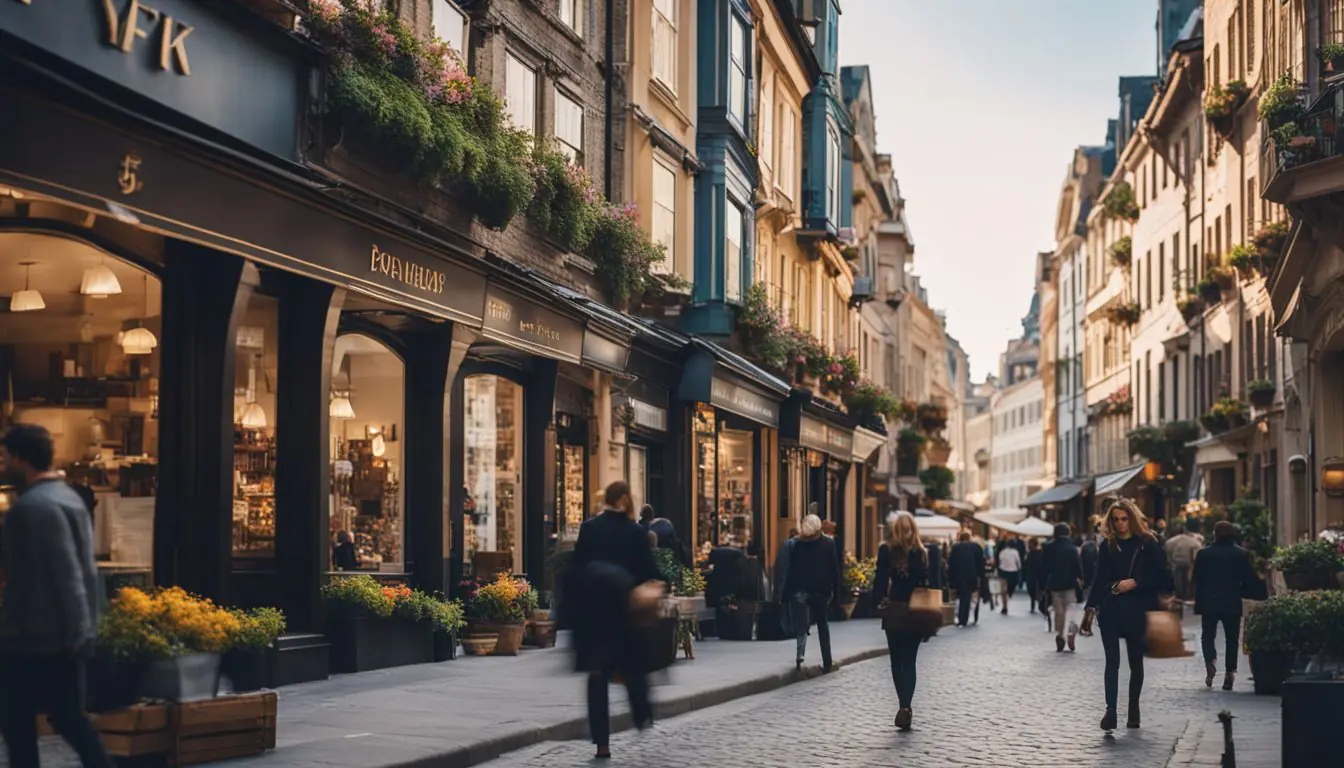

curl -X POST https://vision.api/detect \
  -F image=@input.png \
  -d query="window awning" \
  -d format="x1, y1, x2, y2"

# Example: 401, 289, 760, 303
897, 479, 925, 497
1093, 462, 1146, 497
1020, 482, 1086, 507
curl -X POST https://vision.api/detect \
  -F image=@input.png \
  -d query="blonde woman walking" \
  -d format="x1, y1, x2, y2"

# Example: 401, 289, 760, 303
873, 513, 932, 730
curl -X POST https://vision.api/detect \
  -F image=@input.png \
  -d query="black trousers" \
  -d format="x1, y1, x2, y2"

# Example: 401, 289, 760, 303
955, 587, 974, 626
586, 669, 652, 748
1099, 618, 1145, 713
885, 631, 923, 709
1201, 613, 1241, 672
0, 652, 113, 768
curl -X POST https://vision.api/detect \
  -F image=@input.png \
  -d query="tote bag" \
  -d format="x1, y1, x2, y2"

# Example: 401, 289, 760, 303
878, 587, 943, 637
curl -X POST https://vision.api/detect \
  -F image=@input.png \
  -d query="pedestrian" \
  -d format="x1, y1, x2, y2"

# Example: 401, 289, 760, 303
638, 503, 655, 531
1041, 522, 1084, 652
1023, 538, 1043, 614
0, 424, 114, 768
568, 481, 662, 760
873, 512, 932, 730
773, 514, 840, 671
649, 517, 692, 568
1079, 498, 1166, 731
997, 538, 1022, 614
1080, 523, 1101, 593
1193, 520, 1256, 691
1164, 517, 1203, 602
947, 530, 984, 627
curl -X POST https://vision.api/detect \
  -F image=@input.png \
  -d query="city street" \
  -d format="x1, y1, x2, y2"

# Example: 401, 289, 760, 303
482, 594, 1281, 768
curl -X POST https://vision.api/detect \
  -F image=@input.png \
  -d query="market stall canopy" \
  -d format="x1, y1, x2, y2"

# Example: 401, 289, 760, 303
1013, 517, 1055, 538
941, 499, 978, 513
897, 479, 925, 497
964, 490, 991, 510
1093, 463, 1146, 497
982, 507, 1028, 523
973, 511, 1020, 533
1020, 482, 1086, 507
897, 511, 961, 539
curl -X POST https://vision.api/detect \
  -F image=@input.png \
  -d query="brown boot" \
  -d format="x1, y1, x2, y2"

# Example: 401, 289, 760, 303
1205, 660, 1217, 688
894, 708, 913, 730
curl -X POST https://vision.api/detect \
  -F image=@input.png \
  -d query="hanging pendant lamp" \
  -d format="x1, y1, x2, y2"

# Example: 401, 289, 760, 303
80, 257, 122, 298
10, 262, 44, 312
121, 274, 157, 355
239, 361, 267, 428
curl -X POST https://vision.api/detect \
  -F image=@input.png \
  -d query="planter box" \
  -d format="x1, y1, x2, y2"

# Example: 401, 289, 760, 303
1249, 389, 1276, 409
1250, 650, 1293, 695
52, 691, 279, 764
89, 654, 148, 713
672, 595, 706, 619
327, 616, 434, 673
714, 606, 756, 640
222, 648, 275, 693
1283, 569, 1337, 592
433, 631, 458, 662
1282, 674, 1344, 768
141, 653, 222, 703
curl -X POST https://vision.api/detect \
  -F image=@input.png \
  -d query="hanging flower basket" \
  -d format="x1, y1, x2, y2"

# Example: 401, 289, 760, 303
1178, 296, 1205, 323
1210, 265, 1237, 291
1198, 278, 1223, 304
1248, 380, 1276, 409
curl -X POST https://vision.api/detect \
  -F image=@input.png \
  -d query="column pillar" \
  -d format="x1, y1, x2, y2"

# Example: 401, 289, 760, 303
273, 275, 343, 632
155, 242, 256, 601
524, 359, 559, 584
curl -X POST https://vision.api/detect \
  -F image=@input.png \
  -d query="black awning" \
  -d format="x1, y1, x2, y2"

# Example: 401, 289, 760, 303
1021, 482, 1086, 507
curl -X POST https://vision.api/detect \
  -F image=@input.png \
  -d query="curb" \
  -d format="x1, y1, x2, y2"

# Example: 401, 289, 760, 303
385, 644, 890, 768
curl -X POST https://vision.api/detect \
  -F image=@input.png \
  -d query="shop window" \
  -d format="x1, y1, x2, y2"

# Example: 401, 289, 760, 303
231, 294, 279, 563
693, 409, 755, 557
0, 236, 161, 583
555, 411, 587, 542
463, 375, 524, 577
329, 334, 405, 573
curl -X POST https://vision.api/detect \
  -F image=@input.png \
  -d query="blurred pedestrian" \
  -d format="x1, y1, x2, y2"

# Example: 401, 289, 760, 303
649, 517, 692, 568
638, 503, 655, 531
0, 424, 113, 768
1079, 498, 1165, 731
1193, 520, 1255, 691
1041, 523, 1083, 653
1023, 538, 1043, 614
1164, 517, 1203, 602
874, 513, 931, 730
774, 514, 840, 671
947, 531, 984, 627
569, 481, 662, 760
997, 538, 1022, 614
1080, 523, 1101, 593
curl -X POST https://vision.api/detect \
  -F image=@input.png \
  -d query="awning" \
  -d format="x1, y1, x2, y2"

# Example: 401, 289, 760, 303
941, 500, 978, 513
897, 511, 961, 539
1093, 462, 1146, 496
897, 479, 925, 497
965, 490, 991, 510
851, 426, 886, 463
982, 507, 1028, 523
1020, 482, 1085, 507
1014, 517, 1056, 538
973, 511, 1020, 533
1192, 437, 1238, 467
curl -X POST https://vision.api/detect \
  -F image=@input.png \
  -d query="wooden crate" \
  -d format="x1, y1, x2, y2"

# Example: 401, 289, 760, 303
37, 704, 171, 757
170, 691, 278, 766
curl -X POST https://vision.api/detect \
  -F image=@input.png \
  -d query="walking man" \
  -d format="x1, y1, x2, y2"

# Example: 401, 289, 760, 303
1041, 522, 1083, 652
947, 531, 985, 627
1193, 520, 1255, 690
0, 424, 114, 768
1165, 517, 1203, 602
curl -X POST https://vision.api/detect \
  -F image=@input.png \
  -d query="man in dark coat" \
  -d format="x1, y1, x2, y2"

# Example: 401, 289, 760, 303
1041, 523, 1084, 652
1080, 526, 1101, 593
1193, 520, 1256, 691
569, 481, 661, 759
947, 531, 985, 627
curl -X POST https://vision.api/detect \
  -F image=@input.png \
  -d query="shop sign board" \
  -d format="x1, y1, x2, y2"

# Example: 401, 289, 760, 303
799, 415, 853, 457
581, 331, 630, 373
709, 377, 779, 428
482, 285, 584, 364
1, 0, 303, 159
628, 399, 667, 432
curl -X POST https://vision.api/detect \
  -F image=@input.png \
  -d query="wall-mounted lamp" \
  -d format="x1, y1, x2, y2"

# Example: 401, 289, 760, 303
1322, 457, 1344, 498
1143, 460, 1162, 483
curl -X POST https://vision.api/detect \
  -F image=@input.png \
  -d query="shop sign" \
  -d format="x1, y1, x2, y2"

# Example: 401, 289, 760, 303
709, 377, 779, 427
799, 415, 853, 457
0, 0, 302, 158
628, 399, 667, 432
482, 285, 584, 364
581, 331, 630, 373
0, 93, 487, 323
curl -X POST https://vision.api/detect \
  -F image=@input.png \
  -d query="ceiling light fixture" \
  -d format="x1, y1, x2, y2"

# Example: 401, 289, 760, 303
80, 257, 122, 298
120, 273, 156, 355
329, 392, 355, 419
10, 261, 44, 312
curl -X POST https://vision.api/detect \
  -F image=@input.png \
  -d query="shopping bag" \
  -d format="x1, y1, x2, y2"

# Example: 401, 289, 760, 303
878, 588, 943, 636
1144, 610, 1193, 658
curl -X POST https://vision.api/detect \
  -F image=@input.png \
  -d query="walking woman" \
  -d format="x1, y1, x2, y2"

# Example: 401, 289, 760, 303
774, 514, 841, 671
873, 513, 931, 731
1079, 498, 1166, 731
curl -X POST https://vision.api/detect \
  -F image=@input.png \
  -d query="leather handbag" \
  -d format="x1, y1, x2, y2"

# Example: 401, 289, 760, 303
877, 587, 943, 636
1145, 609, 1192, 658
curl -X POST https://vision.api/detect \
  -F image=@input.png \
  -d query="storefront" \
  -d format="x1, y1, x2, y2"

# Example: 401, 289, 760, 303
779, 402, 854, 550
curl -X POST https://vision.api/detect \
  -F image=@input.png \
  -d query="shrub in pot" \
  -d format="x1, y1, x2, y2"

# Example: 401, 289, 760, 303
392, 588, 466, 662
1272, 539, 1344, 591
322, 576, 435, 673
222, 607, 286, 693
1245, 592, 1316, 695
462, 573, 539, 655
1247, 378, 1276, 409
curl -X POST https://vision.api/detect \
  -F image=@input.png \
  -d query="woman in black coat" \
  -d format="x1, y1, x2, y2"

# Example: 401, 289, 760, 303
873, 513, 931, 731
1080, 498, 1167, 731
568, 481, 661, 759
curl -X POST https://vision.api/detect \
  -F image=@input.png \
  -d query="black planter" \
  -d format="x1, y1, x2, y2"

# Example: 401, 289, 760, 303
714, 606, 756, 640
87, 654, 147, 713
1249, 388, 1276, 409
1199, 283, 1223, 304
1249, 650, 1293, 695
1283, 569, 1335, 592
140, 653, 222, 702
1282, 674, 1344, 768
755, 602, 788, 641
222, 647, 276, 693
328, 615, 434, 673
433, 631, 458, 662
851, 590, 875, 620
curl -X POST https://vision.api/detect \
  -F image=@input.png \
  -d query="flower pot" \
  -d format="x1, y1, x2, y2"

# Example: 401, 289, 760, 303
87, 654, 148, 712
468, 621, 526, 655
839, 600, 856, 620
1226, 411, 1248, 429
1250, 650, 1293, 695
222, 647, 275, 693
925, 445, 951, 466
524, 620, 556, 648
672, 594, 706, 619
1283, 569, 1335, 592
1283, 674, 1344, 768
433, 631, 458, 661
1199, 282, 1223, 304
327, 615, 434, 673
460, 634, 498, 656
140, 652, 221, 703
1249, 388, 1276, 409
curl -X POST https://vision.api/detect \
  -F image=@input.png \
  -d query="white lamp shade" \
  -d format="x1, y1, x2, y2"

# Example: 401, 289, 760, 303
121, 326, 158, 355
371, 433, 387, 457
9, 289, 45, 312
80, 264, 123, 297
240, 402, 268, 429
329, 395, 355, 419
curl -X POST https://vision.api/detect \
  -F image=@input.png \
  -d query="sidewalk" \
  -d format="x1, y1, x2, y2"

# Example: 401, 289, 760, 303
219, 619, 889, 768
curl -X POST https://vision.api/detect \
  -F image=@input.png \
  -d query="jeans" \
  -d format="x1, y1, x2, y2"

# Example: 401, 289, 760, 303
1173, 564, 1194, 601
0, 652, 113, 768
1051, 590, 1076, 638
1099, 618, 1145, 713
954, 588, 973, 626
885, 631, 923, 708
1201, 613, 1241, 672
794, 594, 833, 669
586, 669, 652, 748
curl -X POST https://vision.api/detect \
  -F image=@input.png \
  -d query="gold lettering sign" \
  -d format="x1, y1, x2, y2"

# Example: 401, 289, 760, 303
117, 153, 143, 195
96, 0, 194, 75
518, 320, 562, 344
487, 299, 512, 322
369, 244, 447, 296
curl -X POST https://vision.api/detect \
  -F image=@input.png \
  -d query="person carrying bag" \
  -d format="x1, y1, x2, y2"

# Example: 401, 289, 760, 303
873, 513, 937, 731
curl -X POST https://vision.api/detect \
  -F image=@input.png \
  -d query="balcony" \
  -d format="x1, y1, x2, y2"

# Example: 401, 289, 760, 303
1261, 83, 1344, 210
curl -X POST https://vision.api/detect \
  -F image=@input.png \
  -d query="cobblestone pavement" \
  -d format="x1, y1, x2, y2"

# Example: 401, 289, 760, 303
481, 595, 1282, 768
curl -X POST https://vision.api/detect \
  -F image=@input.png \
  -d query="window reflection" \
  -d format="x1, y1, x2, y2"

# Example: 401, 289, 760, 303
463, 375, 524, 577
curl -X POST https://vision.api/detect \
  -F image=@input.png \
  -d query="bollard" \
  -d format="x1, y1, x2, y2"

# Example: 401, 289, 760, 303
1219, 710, 1236, 768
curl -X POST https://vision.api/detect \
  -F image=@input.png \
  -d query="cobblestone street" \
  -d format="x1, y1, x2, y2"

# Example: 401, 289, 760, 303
482, 595, 1281, 768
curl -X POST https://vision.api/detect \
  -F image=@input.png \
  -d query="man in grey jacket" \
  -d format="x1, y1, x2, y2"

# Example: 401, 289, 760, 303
0, 424, 112, 767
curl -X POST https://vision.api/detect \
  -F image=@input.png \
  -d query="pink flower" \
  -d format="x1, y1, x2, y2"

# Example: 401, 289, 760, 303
370, 24, 397, 56
309, 0, 342, 25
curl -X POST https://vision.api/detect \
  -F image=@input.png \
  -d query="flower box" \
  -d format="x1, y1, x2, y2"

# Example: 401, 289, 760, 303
1249, 385, 1276, 409
433, 631, 459, 661
1250, 650, 1293, 695
1283, 569, 1337, 592
327, 616, 434, 673
222, 647, 276, 694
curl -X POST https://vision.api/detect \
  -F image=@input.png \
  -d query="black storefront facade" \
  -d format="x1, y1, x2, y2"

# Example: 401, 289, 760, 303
0, 1, 640, 682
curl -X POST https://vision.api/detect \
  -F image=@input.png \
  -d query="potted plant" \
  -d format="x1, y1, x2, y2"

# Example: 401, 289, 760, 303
849, 556, 878, 619
96, 587, 237, 704
1248, 379, 1276, 409
840, 245, 860, 262
1106, 301, 1142, 327
1272, 539, 1344, 592
1215, 396, 1250, 429
1259, 75, 1304, 129
1209, 264, 1237, 291
1252, 220, 1291, 271
1320, 42, 1344, 73
918, 465, 956, 502
838, 552, 871, 620
1203, 80, 1248, 135
389, 589, 465, 662
925, 436, 952, 466
672, 565, 707, 619
323, 576, 436, 672
896, 427, 926, 475
1109, 235, 1132, 267
1197, 277, 1222, 304
917, 402, 948, 433
1229, 244, 1259, 279
1177, 294, 1205, 323
821, 354, 861, 398
1101, 181, 1140, 222
222, 607, 286, 693
463, 573, 539, 655
1245, 591, 1319, 695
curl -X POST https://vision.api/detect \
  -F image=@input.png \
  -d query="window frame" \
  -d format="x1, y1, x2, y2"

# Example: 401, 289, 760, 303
825, 118, 840, 224
559, 0, 583, 36
553, 89, 584, 164
430, 0, 469, 59
652, 0, 679, 95
724, 194, 746, 302
651, 158, 677, 275
777, 102, 797, 200
504, 52, 538, 138
728, 12, 749, 127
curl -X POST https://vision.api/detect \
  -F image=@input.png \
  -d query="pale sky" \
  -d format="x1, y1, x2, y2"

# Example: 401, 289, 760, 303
839, 0, 1158, 382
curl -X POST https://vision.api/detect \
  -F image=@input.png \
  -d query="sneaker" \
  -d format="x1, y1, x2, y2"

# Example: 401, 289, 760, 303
1223, 671, 1235, 691
1056, 636, 1066, 653
1206, 660, 1217, 688
894, 708, 913, 730
1100, 709, 1117, 731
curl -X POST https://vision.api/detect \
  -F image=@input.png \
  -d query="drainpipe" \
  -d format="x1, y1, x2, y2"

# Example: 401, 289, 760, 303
603, 0, 616, 201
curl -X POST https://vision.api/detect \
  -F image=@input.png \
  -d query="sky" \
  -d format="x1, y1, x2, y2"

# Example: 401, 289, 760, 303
838, 0, 1158, 383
